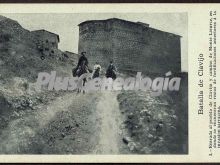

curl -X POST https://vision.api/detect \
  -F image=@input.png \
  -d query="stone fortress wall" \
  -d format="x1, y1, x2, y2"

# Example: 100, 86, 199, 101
78, 18, 181, 74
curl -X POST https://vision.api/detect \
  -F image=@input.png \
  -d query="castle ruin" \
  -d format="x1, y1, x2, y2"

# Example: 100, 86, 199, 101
78, 18, 181, 74
32, 29, 60, 49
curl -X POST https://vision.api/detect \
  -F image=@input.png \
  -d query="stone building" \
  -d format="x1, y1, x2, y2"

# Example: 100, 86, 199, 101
31, 29, 61, 60
78, 18, 181, 74
31, 29, 60, 49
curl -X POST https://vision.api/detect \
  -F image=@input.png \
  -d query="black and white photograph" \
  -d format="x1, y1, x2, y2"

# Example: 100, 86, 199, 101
0, 13, 188, 155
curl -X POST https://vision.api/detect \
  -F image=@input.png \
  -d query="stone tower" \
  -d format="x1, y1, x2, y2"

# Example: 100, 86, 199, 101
78, 18, 181, 74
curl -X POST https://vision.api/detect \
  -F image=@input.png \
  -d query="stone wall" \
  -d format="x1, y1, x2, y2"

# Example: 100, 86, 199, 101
78, 18, 181, 74
78, 21, 113, 68
31, 30, 59, 49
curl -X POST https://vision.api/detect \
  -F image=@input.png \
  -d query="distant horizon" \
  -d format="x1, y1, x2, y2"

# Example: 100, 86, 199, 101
1, 13, 188, 72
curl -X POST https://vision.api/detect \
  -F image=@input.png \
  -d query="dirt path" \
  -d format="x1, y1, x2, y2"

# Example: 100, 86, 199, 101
93, 91, 126, 154
0, 92, 90, 153
0, 91, 128, 154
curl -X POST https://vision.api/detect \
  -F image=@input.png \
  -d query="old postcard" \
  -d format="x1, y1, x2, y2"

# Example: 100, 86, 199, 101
0, 3, 219, 163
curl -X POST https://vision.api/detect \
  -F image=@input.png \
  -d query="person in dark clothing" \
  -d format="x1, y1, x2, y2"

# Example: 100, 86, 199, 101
105, 60, 117, 80
72, 52, 89, 77
77, 52, 88, 67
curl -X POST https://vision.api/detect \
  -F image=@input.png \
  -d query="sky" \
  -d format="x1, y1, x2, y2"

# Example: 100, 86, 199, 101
1, 13, 188, 72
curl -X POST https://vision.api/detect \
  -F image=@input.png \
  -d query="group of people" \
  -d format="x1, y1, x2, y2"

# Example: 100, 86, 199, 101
73, 52, 117, 80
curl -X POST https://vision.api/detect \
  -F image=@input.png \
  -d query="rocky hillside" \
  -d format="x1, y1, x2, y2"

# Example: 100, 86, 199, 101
117, 74, 188, 154
0, 15, 76, 133
0, 15, 75, 81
